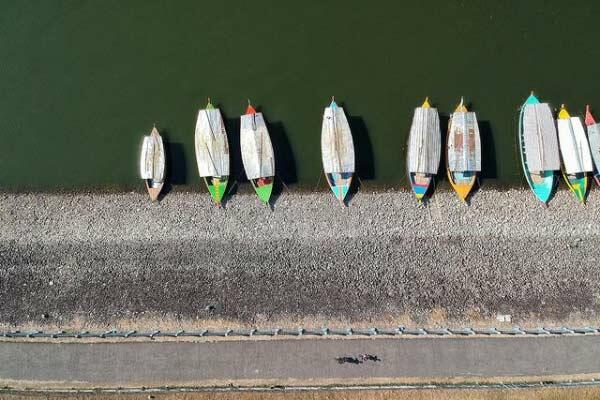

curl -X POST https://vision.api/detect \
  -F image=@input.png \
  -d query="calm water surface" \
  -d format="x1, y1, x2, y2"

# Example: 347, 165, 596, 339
1, 0, 599, 190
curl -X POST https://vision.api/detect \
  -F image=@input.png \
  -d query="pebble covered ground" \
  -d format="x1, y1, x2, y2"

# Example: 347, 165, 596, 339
1, 189, 600, 328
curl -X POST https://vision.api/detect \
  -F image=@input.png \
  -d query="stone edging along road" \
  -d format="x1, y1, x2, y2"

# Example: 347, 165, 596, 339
2, 326, 598, 339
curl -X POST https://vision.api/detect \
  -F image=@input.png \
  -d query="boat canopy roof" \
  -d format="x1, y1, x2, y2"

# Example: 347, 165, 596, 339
321, 104, 355, 174
407, 106, 441, 174
240, 112, 275, 180
522, 103, 560, 172
448, 111, 481, 172
194, 107, 230, 177
557, 116, 594, 174
140, 128, 165, 182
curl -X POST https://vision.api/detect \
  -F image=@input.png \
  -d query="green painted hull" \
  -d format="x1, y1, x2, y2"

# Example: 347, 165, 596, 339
204, 177, 228, 205
253, 181, 273, 204
564, 173, 588, 203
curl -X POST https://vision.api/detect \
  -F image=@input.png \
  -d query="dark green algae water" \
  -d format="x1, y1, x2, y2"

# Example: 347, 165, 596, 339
1, 0, 600, 192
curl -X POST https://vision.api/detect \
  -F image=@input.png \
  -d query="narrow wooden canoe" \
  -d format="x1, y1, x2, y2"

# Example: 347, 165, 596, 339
139, 125, 165, 202
321, 98, 354, 205
557, 104, 593, 203
240, 102, 275, 205
194, 99, 230, 206
584, 105, 600, 187
446, 97, 481, 202
406, 97, 441, 201
518, 93, 560, 204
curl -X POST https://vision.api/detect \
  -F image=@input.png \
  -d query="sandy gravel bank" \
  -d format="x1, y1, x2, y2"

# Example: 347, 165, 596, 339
1, 189, 599, 329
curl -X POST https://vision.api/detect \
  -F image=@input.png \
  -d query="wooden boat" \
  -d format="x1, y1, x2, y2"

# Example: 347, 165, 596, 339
584, 105, 600, 187
139, 125, 165, 202
518, 92, 560, 204
557, 104, 593, 203
194, 99, 230, 206
446, 97, 481, 202
321, 97, 355, 205
406, 97, 441, 201
240, 102, 275, 205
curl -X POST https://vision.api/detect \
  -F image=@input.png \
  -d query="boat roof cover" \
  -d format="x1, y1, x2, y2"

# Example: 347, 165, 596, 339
194, 107, 230, 177
321, 104, 355, 173
407, 107, 441, 174
557, 117, 594, 174
447, 111, 481, 172
240, 112, 275, 180
522, 103, 560, 172
586, 122, 600, 171
139, 130, 165, 182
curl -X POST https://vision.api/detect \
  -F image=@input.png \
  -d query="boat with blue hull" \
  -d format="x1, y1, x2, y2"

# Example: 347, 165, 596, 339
407, 97, 441, 201
518, 93, 560, 204
321, 97, 355, 205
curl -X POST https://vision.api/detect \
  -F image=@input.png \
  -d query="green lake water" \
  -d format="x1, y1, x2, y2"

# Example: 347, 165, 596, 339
1, 0, 599, 191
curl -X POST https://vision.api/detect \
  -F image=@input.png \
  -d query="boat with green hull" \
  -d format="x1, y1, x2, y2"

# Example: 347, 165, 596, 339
557, 104, 593, 203
194, 99, 230, 206
240, 102, 275, 205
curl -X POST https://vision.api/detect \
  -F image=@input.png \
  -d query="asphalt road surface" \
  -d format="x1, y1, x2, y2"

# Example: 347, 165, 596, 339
2, 336, 600, 389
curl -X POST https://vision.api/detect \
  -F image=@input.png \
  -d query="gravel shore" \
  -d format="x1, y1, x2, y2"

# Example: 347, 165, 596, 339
1, 189, 600, 329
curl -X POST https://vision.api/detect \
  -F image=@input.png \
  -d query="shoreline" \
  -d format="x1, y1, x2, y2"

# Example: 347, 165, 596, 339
0, 178, 532, 196
1, 189, 599, 329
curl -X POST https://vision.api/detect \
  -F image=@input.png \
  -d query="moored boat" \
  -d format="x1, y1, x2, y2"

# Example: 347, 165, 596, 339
446, 97, 481, 202
406, 97, 441, 201
321, 97, 355, 205
194, 99, 230, 206
139, 125, 165, 202
557, 104, 593, 203
518, 92, 560, 204
584, 105, 600, 187
240, 101, 275, 205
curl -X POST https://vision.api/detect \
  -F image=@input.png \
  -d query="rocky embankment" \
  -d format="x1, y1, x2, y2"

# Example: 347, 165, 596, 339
1, 189, 599, 329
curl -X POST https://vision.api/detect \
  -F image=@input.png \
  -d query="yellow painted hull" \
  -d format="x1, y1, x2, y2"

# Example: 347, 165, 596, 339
447, 170, 476, 202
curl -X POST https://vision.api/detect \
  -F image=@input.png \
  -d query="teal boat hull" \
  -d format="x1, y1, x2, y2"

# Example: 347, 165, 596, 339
518, 94, 556, 204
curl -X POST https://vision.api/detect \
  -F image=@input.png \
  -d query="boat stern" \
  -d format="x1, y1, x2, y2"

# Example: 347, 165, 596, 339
409, 173, 432, 201
206, 176, 228, 205
564, 173, 588, 204
529, 171, 555, 204
326, 172, 352, 204
253, 177, 274, 205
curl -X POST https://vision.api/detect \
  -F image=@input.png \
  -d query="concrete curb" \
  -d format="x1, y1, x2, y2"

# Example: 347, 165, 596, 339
2, 326, 599, 340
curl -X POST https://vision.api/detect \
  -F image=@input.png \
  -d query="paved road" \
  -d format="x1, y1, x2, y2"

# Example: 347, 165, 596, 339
2, 337, 600, 389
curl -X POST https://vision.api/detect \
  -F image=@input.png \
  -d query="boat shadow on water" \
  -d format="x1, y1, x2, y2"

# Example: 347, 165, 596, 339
267, 118, 297, 207
345, 110, 375, 206
220, 113, 243, 208
157, 130, 188, 201
478, 120, 498, 185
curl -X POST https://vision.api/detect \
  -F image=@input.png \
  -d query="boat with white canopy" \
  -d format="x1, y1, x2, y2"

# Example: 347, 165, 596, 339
407, 97, 441, 201
139, 125, 165, 202
194, 98, 230, 206
240, 101, 275, 205
321, 97, 354, 205
518, 92, 560, 204
557, 104, 593, 203
446, 97, 481, 202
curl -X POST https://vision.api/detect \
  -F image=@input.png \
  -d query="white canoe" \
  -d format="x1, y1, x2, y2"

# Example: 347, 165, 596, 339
140, 126, 165, 201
